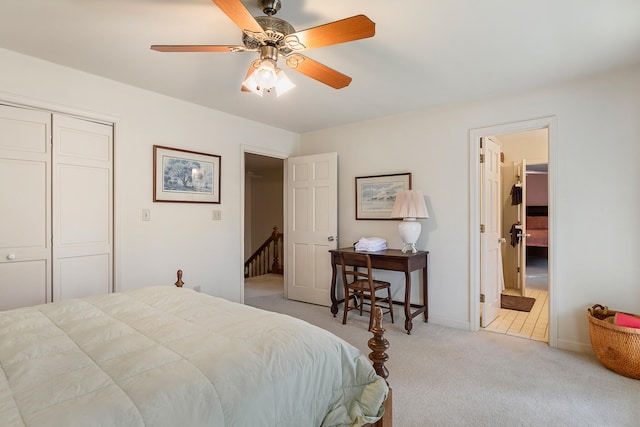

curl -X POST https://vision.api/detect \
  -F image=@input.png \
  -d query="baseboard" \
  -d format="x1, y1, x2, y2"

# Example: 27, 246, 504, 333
427, 315, 470, 330
556, 338, 593, 354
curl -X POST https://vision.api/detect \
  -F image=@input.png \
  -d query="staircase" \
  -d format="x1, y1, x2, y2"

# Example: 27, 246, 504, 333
245, 226, 284, 278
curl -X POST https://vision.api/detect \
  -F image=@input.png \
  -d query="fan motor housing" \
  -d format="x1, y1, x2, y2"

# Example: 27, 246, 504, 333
259, 0, 281, 16
242, 16, 295, 50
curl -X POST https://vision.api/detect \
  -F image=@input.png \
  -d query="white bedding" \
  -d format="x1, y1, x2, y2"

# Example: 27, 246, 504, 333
0, 286, 387, 427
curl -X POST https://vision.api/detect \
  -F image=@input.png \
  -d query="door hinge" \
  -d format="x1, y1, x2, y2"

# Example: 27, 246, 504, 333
480, 224, 485, 233
480, 153, 485, 163
517, 267, 520, 273
480, 293, 485, 303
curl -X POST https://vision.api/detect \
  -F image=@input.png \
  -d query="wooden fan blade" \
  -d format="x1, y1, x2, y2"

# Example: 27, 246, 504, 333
286, 54, 351, 89
211, 0, 264, 34
284, 15, 375, 52
151, 45, 247, 53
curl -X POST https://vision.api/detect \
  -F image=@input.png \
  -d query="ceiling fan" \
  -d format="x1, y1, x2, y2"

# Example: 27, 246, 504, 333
151, 0, 375, 96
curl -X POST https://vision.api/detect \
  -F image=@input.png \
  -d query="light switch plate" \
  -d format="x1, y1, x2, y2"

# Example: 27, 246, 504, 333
212, 210, 221, 220
142, 209, 150, 221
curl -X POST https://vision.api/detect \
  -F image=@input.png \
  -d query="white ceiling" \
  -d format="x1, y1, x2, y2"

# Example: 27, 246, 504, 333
1, 1, 640, 133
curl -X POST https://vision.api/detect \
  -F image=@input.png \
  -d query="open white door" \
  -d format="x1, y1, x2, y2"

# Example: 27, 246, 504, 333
286, 153, 337, 306
480, 137, 503, 327
517, 159, 528, 296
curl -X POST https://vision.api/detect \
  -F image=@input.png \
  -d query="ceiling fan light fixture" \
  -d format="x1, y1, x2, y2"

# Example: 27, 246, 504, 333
243, 58, 295, 97
152, 1, 376, 94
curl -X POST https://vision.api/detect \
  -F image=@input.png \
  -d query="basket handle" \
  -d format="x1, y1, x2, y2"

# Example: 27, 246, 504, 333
588, 304, 608, 315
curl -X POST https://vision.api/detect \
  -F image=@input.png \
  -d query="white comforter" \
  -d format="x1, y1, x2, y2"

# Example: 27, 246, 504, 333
0, 286, 387, 427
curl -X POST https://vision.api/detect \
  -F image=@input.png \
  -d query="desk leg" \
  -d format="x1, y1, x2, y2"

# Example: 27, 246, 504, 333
403, 271, 413, 334
423, 264, 428, 322
330, 260, 340, 317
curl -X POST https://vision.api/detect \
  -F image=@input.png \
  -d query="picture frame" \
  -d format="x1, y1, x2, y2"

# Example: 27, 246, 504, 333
153, 145, 221, 203
355, 173, 412, 220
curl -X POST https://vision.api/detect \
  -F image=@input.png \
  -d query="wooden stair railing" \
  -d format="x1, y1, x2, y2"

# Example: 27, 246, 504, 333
244, 226, 284, 278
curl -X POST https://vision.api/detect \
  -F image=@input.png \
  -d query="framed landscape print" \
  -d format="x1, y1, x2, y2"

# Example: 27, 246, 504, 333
153, 145, 221, 203
355, 173, 411, 220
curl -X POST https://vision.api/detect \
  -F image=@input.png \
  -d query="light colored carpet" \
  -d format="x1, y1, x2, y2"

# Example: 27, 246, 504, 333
245, 276, 640, 427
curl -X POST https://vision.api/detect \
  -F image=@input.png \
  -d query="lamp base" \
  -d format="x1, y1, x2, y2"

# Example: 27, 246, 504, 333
398, 218, 421, 254
401, 242, 418, 253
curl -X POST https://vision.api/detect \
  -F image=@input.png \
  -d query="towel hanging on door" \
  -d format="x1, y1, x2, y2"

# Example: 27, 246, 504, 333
510, 223, 521, 247
510, 184, 522, 205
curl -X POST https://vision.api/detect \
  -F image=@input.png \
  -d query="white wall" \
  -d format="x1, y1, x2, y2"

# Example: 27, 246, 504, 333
300, 63, 640, 351
0, 48, 299, 302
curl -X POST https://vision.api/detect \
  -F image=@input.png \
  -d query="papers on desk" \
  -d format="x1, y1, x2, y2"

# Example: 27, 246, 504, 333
354, 237, 388, 252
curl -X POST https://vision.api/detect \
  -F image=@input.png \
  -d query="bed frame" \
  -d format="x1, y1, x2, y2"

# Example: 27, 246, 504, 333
174, 269, 393, 427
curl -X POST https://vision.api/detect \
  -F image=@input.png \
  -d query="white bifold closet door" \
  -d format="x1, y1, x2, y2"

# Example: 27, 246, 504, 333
52, 114, 113, 301
0, 105, 113, 310
0, 106, 52, 310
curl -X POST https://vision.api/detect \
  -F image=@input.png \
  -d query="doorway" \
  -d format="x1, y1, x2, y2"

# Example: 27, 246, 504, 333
485, 130, 549, 341
243, 151, 285, 302
469, 117, 557, 347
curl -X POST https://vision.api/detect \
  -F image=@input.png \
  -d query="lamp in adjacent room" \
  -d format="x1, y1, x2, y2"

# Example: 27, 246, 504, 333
390, 190, 429, 253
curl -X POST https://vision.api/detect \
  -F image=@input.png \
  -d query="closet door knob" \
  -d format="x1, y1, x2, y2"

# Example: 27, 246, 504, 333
7, 254, 16, 261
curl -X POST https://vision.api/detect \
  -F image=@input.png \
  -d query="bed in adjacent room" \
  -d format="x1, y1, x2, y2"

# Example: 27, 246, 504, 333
0, 272, 391, 427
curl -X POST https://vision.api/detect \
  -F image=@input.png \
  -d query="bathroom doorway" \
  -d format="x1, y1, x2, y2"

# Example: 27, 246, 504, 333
470, 117, 556, 347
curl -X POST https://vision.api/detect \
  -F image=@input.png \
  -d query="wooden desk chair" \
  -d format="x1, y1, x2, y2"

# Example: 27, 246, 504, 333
340, 252, 394, 331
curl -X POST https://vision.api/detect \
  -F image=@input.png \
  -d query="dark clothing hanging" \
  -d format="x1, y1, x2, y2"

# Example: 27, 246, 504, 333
510, 184, 522, 205
510, 223, 521, 247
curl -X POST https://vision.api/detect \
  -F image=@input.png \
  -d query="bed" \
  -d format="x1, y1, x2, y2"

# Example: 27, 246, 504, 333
0, 271, 391, 427
526, 215, 548, 248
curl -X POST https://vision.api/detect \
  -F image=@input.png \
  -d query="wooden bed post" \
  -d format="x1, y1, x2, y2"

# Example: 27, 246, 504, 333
368, 307, 392, 427
175, 269, 184, 287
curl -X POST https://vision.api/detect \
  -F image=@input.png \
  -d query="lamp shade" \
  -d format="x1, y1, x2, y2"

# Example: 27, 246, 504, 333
391, 190, 429, 219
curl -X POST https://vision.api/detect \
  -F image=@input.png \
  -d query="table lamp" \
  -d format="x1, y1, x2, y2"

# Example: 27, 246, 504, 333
391, 190, 429, 253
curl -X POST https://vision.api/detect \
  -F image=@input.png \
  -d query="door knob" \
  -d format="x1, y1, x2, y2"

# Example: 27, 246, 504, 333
7, 254, 16, 261
499, 238, 506, 244
327, 236, 336, 242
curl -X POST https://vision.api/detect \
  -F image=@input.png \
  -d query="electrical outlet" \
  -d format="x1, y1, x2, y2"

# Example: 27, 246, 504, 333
212, 210, 221, 220
142, 209, 150, 221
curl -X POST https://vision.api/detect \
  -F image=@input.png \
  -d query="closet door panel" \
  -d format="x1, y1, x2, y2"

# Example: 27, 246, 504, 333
0, 106, 48, 153
57, 165, 110, 246
57, 254, 110, 300
0, 105, 51, 310
0, 159, 48, 248
0, 261, 48, 310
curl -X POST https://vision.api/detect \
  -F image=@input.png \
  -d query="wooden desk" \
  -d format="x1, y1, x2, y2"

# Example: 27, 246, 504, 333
329, 248, 429, 334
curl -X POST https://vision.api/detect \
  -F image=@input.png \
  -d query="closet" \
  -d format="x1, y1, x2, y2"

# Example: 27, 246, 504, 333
0, 104, 113, 310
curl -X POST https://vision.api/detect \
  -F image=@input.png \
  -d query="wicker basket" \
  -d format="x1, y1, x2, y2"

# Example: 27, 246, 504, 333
587, 304, 640, 379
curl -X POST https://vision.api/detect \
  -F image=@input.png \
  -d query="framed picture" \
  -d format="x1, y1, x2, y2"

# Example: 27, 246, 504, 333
355, 173, 412, 220
153, 145, 221, 203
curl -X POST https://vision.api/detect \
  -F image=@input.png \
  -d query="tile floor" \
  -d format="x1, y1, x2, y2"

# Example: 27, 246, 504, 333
485, 288, 549, 342
485, 255, 549, 342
